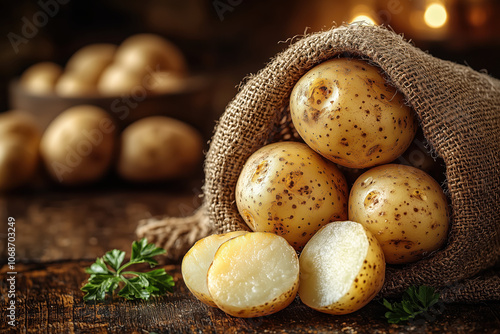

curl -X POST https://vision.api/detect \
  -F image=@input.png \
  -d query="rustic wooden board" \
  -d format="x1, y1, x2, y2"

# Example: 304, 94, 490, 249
1, 185, 499, 333
1, 261, 500, 333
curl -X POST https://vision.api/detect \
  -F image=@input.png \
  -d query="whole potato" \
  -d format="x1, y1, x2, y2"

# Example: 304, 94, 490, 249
55, 72, 97, 97
65, 43, 117, 85
117, 116, 203, 182
20, 62, 62, 95
97, 63, 147, 96
40, 105, 116, 185
0, 112, 41, 190
290, 58, 417, 169
235, 141, 348, 250
114, 34, 187, 75
349, 164, 449, 264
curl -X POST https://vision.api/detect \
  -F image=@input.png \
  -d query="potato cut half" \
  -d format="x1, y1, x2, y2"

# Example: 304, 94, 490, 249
207, 232, 299, 318
181, 231, 247, 307
299, 221, 385, 314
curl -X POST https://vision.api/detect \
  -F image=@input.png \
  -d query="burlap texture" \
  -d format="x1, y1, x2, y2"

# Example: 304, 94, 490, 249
202, 24, 500, 301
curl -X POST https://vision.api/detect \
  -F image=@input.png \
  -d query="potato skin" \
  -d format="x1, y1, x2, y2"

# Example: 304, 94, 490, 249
235, 141, 348, 250
321, 227, 385, 314
290, 58, 417, 169
117, 116, 203, 182
40, 105, 116, 185
349, 164, 450, 264
0, 112, 41, 190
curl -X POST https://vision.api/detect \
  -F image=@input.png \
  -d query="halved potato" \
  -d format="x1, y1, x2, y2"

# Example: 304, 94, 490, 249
299, 221, 385, 314
181, 231, 247, 307
207, 232, 299, 318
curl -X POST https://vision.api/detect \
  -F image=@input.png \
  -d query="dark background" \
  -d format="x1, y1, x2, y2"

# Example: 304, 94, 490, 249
1, 0, 499, 116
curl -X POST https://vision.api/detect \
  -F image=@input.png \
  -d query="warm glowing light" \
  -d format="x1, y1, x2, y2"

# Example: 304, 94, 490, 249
351, 15, 375, 25
424, 3, 448, 28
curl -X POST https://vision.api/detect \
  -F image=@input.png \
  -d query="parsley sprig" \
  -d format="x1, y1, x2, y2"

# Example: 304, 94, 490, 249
383, 286, 440, 324
81, 238, 174, 301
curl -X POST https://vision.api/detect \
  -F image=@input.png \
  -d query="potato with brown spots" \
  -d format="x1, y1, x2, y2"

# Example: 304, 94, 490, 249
181, 231, 247, 307
289, 58, 417, 169
207, 232, 299, 318
299, 221, 385, 314
235, 141, 348, 250
349, 164, 449, 264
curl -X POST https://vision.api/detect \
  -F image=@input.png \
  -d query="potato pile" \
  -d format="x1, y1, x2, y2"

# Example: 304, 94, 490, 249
19, 34, 187, 97
182, 58, 450, 317
0, 109, 203, 188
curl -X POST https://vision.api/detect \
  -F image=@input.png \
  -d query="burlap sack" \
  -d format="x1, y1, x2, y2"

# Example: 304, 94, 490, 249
137, 24, 500, 302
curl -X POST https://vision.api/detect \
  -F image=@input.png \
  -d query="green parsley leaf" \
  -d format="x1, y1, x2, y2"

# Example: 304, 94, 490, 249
81, 238, 174, 302
383, 285, 440, 324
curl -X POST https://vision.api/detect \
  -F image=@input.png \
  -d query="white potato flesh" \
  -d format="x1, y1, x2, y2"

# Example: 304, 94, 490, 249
207, 232, 299, 318
299, 221, 385, 314
349, 164, 449, 264
290, 58, 417, 169
236, 141, 348, 250
181, 231, 247, 307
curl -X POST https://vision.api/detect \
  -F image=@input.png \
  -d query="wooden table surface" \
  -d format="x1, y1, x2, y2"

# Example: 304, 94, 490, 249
1, 181, 500, 333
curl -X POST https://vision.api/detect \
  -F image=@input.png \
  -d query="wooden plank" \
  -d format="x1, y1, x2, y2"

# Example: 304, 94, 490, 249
1, 261, 500, 333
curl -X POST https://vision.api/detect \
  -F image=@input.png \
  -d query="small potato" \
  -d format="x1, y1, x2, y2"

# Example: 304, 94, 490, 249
55, 73, 97, 97
207, 232, 299, 318
115, 34, 187, 75
20, 62, 63, 95
236, 141, 348, 250
290, 58, 417, 169
299, 221, 385, 314
65, 43, 117, 85
40, 105, 116, 185
0, 112, 41, 190
117, 116, 203, 182
146, 71, 185, 95
181, 231, 247, 307
97, 63, 147, 96
349, 164, 450, 264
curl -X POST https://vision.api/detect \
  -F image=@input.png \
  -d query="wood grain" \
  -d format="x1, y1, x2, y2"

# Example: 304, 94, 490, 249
1, 262, 500, 333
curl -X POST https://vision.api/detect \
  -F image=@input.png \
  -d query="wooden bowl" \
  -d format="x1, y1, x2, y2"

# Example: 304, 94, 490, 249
8, 75, 215, 138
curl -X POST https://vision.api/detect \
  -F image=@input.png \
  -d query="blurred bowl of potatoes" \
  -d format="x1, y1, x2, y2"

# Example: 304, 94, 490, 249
9, 33, 214, 138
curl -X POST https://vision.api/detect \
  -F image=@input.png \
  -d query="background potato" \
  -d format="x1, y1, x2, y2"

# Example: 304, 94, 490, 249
0, 112, 41, 190
40, 105, 116, 185
290, 58, 417, 169
114, 33, 187, 76
117, 116, 203, 182
97, 63, 147, 96
64, 43, 117, 85
207, 232, 299, 318
236, 141, 348, 250
181, 231, 247, 308
299, 221, 385, 315
20, 62, 63, 95
349, 164, 450, 264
